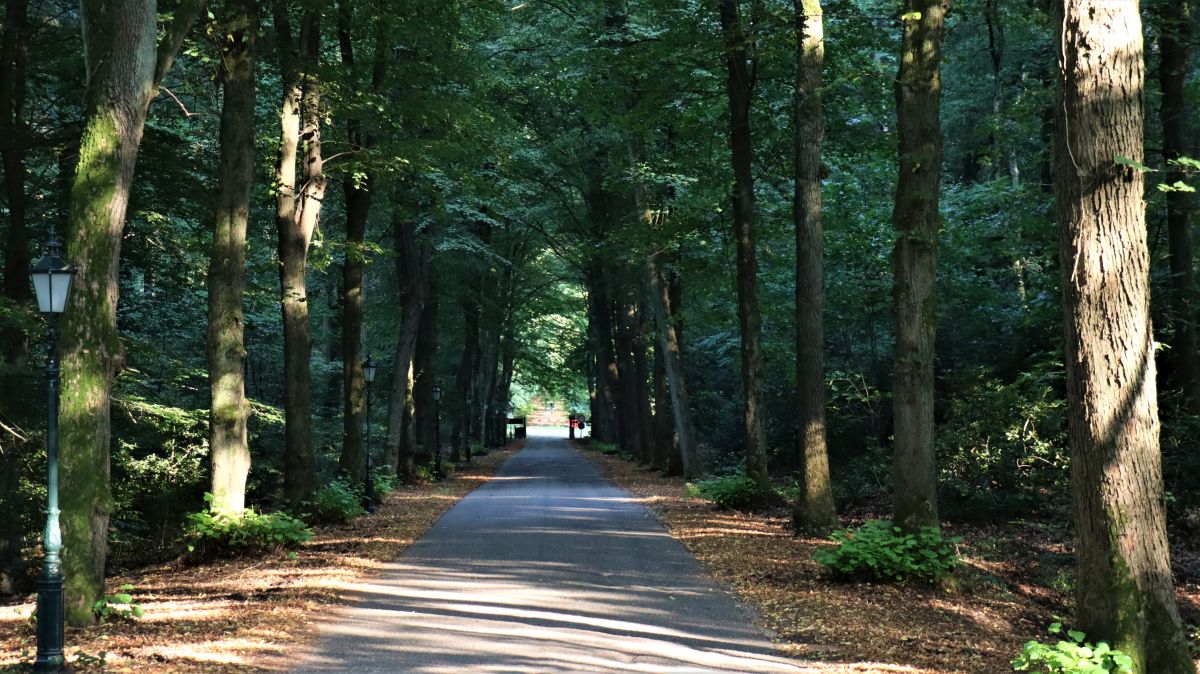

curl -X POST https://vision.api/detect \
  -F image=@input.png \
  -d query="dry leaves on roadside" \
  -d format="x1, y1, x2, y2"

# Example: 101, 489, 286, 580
0, 444, 520, 673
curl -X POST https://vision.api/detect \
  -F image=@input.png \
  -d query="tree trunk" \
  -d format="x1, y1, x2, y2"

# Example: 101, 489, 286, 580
415, 289, 438, 464
587, 265, 621, 444
207, 0, 257, 515
1157, 0, 1200, 413
718, 0, 772, 499
647, 252, 701, 478
337, 0, 388, 479
0, 0, 29, 367
59, 0, 204, 626
1056, 2, 1196, 671
792, 0, 837, 534
890, 0, 946, 533
275, 5, 325, 510
384, 216, 426, 479
450, 285, 479, 460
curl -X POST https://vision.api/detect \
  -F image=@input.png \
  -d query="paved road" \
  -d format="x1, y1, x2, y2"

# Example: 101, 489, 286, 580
297, 430, 808, 673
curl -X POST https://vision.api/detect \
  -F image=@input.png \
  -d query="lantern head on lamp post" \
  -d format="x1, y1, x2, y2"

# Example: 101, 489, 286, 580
30, 235, 74, 673
361, 354, 378, 513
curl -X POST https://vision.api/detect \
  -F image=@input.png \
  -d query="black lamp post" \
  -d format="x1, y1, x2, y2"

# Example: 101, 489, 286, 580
30, 236, 74, 673
464, 393, 473, 463
432, 383, 443, 478
362, 354, 378, 513
482, 401, 490, 450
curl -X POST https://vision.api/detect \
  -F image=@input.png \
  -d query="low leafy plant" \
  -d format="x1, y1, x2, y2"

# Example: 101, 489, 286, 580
373, 470, 397, 495
93, 584, 144, 623
1012, 622, 1133, 674
306, 479, 366, 524
470, 441, 489, 457
184, 498, 313, 560
814, 519, 960, 584
591, 441, 620, 456
686, 470, 773, 510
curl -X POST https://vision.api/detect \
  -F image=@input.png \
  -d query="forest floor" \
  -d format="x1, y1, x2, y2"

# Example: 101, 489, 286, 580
582, 444, 1200, 674
0, 442, 521, 673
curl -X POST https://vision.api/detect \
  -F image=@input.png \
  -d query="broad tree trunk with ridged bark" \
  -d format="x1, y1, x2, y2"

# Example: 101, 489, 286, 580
792, 0, 837, 534
891, 0, 946, 534
1056, 2, 1196, 671
718, 0, 772, 499
59, 0, 204, 625
0, 0, 29, 368
647, 250, 701, 479
207, 0, 258, 515
274, 2, 326, 510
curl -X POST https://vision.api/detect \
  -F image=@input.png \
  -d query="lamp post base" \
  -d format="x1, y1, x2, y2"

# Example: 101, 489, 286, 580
34, 572, 64, 672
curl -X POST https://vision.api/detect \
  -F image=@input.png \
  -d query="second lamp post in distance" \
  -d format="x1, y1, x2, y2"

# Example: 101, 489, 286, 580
362, 354, 378, 513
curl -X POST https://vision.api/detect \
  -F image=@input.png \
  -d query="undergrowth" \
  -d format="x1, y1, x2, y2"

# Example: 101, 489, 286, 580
814, 519, 960, 584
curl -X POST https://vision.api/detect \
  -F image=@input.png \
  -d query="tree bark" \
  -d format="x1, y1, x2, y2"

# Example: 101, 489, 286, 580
890, 0, 946, 533
414, 289, 438, 464
1157, 0, 1200, 413
718, 0, 772, 498
0, 0, 29, 368
647, 251, 701, 478
275, 3, 326, 509
55, 1, 193, 617
207, 0, 257, 515
792, 0, 837, 534
383, 215, 427, 479
336, 0, 388, 480
1056, 2, 1196, 670
58, 0, 205, 626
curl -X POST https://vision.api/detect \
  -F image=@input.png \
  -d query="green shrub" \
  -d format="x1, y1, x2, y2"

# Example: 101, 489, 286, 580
686, 470, 773, 510
184, 500, 312, 560
93, 584, 144, 623
814, 519, 960, 584
470, 441, 489, 457
1012, 623, 1133, 674
591, 441, 620, 456
306, 479, 366, 524
373, 470, 397, 495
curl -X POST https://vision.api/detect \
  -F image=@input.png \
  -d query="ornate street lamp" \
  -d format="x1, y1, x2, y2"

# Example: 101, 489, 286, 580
432, 383, 444, 478
362, 354, 378, 513
30, 236, 74, 673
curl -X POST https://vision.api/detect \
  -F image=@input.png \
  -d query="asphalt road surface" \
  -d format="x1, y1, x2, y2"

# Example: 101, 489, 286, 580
297, 429, 808, 674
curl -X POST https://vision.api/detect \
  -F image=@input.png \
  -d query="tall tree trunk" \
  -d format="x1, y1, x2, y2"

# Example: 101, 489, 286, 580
0, 0, 29, 367
890, 0, 946, 534
718, 0, 772, 498
383, 216, 426, 479
450, 284, 479, 460
275, 4, 325, 510
1158, 0, 1200, 413
207, 0, 257, 515
337, 0, 388, 479
792, 0, 837, 534
587, 265, 621, 444
415, 289, 438, 464
647, 251, 701, 478
59, 0, 204, 626
1056, 2, 1196, 671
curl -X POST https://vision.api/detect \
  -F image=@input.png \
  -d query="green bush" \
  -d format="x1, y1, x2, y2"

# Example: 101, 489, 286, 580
685, 470, 773, 510
1012, 623, 1133, 674
373, 470, 397, 495
184, 500, 312, 560
470, 441, 489, 457
306, 479, 366, 524
591, 441, 620, 456
93, 584, 144, 623
814, 519, 960, 584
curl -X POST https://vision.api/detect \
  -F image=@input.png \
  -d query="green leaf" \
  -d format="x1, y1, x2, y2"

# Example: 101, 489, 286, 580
1114, 155, 1156, 172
